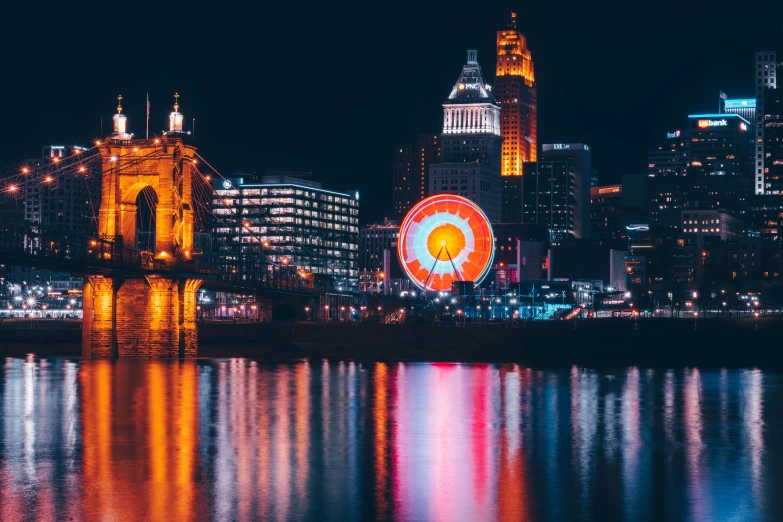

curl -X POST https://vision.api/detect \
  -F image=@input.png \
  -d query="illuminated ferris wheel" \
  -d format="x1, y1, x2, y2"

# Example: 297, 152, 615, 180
398, 194, 494, 292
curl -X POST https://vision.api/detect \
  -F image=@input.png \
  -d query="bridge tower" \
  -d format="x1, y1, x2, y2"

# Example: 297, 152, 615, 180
82, 95, 203, 358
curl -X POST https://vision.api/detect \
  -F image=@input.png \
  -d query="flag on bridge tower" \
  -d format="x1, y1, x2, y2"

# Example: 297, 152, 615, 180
719, 90, 727, 100
146, 93, 150, 139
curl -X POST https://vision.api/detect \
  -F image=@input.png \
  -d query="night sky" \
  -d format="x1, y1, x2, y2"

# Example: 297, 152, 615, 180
1, 1, 781, 222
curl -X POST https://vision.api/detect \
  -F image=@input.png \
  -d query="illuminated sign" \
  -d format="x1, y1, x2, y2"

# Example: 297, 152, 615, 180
598, 186, 621, 194
724, 99, 756, 108
666, 130, 681, 139
222, 180, 232, 189
626, 224, 650, 231
50, 145, 65, 149
458, 83, 491, 91
547, 143, 589, 151
697, 119, 727, 128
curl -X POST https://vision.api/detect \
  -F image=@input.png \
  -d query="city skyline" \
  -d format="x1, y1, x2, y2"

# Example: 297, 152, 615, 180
0, 2, 780, 223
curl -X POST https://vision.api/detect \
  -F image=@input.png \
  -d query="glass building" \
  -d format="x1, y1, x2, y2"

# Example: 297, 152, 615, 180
211, 174, 359, 289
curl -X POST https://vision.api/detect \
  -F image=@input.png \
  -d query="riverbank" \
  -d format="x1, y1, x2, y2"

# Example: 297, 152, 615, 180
2, 317, 783, 367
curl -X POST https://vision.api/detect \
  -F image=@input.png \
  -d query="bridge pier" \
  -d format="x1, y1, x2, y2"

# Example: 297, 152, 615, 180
82, 275, 202, 358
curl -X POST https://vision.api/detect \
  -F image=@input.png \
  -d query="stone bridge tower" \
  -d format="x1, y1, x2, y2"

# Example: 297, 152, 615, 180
82, 95, 203, 358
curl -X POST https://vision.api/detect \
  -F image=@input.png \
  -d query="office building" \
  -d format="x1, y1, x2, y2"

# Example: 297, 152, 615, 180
414, 134, 440, 199
761, 86, 783, 194
647, 129, 690, 177
501, 174, 524, 222
687, 113, 750, 177
590, 185, 623, 239
212, 173, 360, 288
680, 209, 744, 241
359, 219, 399, 272
748, 195, 783, 240
521, 160, 578, 243
756, 51, 777, 194
538, 143, 591, 240
23, 144, 98, 235
392, 145, 412, 217
392, 135, 441, 217
496, 11, 537, 174
430, 50, 503, 222
644, 114, 754, 224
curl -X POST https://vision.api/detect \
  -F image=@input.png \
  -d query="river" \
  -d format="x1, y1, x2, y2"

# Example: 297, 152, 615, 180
0, 357, 780, 521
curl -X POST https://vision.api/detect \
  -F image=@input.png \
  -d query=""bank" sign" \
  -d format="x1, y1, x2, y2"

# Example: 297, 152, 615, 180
697, 119, 727, 128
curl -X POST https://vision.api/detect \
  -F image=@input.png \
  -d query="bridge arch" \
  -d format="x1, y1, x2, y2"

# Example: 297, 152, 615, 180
97, 139, 195, 256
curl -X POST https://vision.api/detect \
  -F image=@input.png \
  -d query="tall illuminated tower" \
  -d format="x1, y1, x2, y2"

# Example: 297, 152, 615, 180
496, 11, 537, 175
429, 50, 503, 222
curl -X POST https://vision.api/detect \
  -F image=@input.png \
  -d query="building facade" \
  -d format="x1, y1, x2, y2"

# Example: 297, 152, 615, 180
392, 135, 441, 218
23, 144, 98, 235
521, 160, 578, 243
212, 174, 360, 289
496, 11, 537, 175
647, 129, 690, 177
687, 114, 750, 178
359, 220, 399, 272
392, 145, 412, 217
414, 134, 440, 201
590, 185, 623, 239
761, 86, 783, 194
429, 50, 503, 222
756, 51, 777, 194
680, 209, 744, 241
537, 143, 591, 240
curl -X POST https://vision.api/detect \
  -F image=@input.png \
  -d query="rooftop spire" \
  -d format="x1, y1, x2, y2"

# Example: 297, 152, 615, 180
169, 92, 184, 134
509, 11, 517, 29
112, 94, 130, 139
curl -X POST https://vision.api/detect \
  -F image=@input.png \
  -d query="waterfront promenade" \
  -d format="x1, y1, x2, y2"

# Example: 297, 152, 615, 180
2, 317, 781, 368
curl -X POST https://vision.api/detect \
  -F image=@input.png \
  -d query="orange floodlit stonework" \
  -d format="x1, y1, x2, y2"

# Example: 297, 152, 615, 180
82, 96, 202, 357
398, 194, 494, 292
496, 11, 537, 173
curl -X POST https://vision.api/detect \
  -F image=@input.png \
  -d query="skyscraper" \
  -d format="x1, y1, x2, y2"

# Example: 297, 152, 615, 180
647, 129, 690, 177
429, 50, 503, 222
392, 134, 440, 217
761, 87, 783, 194
755, 51, 777, 194
392, 145, 412, 217
496, 11, 537, 175
414, 133, 440, 200
540, 143, 591, 240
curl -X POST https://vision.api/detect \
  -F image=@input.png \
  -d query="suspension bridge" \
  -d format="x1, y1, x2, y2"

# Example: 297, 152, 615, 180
0, 95, 314, 357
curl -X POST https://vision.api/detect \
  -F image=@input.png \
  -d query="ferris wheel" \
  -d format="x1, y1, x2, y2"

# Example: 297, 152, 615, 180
398, 194, 494, 292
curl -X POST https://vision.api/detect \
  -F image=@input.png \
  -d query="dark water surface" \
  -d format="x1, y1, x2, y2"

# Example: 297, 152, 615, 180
1, 357, 781, 521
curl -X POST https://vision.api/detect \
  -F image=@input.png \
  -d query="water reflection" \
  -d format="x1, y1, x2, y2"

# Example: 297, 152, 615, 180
0, 358, 779, 521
